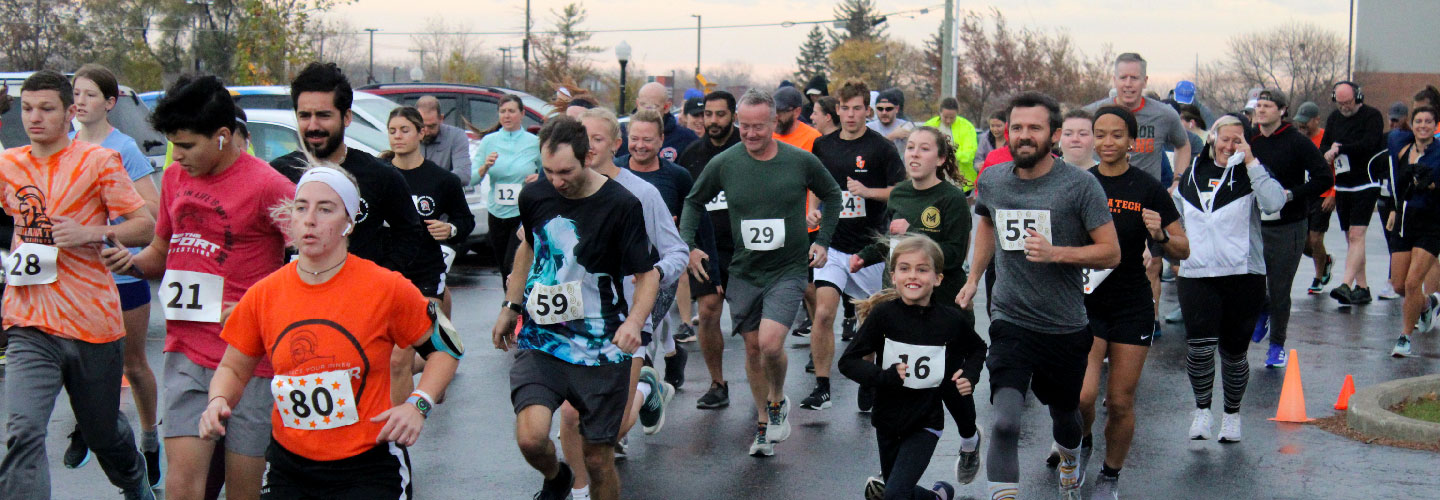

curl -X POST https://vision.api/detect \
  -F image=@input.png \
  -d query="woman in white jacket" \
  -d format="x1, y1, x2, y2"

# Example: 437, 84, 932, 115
1174, 114, 1286, 444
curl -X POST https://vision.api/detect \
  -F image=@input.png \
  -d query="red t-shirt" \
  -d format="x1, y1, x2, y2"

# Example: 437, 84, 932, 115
158, 153, 294, 375
221, 255, 432, 461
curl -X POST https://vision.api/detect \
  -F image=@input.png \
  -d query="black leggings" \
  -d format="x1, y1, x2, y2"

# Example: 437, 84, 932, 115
942, 391, 978, 438
1178, 274, 1265, 413
877, 427, 940, 500
488, 213, 523, 290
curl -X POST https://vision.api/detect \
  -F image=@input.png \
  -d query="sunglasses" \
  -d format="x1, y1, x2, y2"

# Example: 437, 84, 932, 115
876, 106, 897, 112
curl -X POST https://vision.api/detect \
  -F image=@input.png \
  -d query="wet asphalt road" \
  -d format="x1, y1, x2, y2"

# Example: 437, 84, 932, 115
17, 213, 1440, 499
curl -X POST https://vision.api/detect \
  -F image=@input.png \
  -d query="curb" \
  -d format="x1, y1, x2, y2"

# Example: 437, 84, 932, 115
1347, 374, 1440, 444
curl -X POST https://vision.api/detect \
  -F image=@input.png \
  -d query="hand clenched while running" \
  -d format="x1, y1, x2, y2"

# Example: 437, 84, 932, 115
1023, 229, 1057, 263
372, 403, 426, 447
492, 309, 519, 351
953, 370, 973, 396
613, 321, 641, 354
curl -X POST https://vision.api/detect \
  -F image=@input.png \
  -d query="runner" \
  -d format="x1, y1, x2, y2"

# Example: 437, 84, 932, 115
773, 85, 826, 345
1072, 107, 1189, 500
675, 90, 740, 410
921, 97, 979, 187
1292, 101, 1336, 295
1247, 90, 1332, 367
618, 82, 698, 163
803, 80, 904, 412
841, 235, 983, 500
1176, 115, 1286, 444
63, 64, 164, 486
810, 96, 841, 137
99, 73, 294, 500
1385, 106, 1440, 357
682, 97, 707, 138
1320, 81, 1386, 305
868, 88, 916, 152
383, 106, 475, 316
974, 110, 1007, 179
492, 116, 660, 500
1060, 110, 1097, 169
196, 165, 461, 499
955, 91, 1119, 500
472, 94, 540, 289
679, 88, 842, 456
0, 69, 156, 500
416, 95, 472, 186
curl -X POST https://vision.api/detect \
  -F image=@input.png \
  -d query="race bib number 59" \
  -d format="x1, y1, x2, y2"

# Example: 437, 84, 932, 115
6, 243, 58, 286
272, 369, 359, 431
881, 339, 946, 389
527, 280, 585, 325
993, 209, 1052, 252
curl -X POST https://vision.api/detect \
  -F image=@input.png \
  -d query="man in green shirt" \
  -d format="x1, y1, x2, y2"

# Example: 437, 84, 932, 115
679, 89, 843, 457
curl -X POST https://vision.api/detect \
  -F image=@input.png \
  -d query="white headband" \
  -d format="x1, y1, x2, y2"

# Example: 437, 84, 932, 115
296, 167, 360, 221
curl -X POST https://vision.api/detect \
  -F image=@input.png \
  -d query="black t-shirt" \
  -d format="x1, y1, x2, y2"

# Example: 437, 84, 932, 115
677, 129, 742, 250
617, 156, 694, 218
271, 149, 446, 296
394, 159, 476, 248
1087, 166, 1179, 305
812, 128, 905, 254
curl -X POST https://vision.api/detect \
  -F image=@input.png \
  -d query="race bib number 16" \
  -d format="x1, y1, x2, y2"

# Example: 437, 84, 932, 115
993, 209, 1052, 251
272, 369, 359, 431
881, 339, 946, 389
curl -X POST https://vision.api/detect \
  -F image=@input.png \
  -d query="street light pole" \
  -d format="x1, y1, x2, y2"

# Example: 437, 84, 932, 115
365, 28, 378, 84
500, 47, 513, 88
940, 0, 955, 98
691, 15, 701, 83
616, 41, 632, 115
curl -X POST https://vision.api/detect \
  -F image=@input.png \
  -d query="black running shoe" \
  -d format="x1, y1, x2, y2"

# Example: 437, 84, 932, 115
857, 384, 875, 413
841, 318, 857, 342
674, 323, 697, 343
791, 317, 812, 338
1330, 283, 1353, 305
664, 347, 687, 389
799, 385, 831, 410
144, 442, 162, 487
1351, 286, 1372, 304
805, 354, 815, 374
697, 381, 729, 409
63, 429, 91, 469
535, 462, 573, 500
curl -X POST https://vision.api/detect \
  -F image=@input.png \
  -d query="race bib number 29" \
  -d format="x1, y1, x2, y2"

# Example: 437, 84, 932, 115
272, 369, 359, 431
6, 243, 58, 286
881, 338, 946, 389
527, 280, 585, 325
740, 219, 784, 251
993, 209, 1052, 251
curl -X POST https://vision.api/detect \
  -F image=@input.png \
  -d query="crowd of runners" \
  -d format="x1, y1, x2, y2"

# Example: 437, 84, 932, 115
0, 47, 1432, 500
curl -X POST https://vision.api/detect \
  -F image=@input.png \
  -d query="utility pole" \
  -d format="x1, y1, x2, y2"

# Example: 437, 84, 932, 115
691, 15, 701, 83
940, 0, 955, 98
500, 47, 514, 88
1346, 0, 1354, 80
365, 28, 379, 84
524, 0, 532, 93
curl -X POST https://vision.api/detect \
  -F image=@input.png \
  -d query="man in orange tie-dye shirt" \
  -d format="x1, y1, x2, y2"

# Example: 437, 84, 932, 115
0, 70, 156, 499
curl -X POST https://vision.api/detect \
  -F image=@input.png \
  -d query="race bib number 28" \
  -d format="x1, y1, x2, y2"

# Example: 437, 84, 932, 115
881, 338, 946, 389
272, 369, 359, 431
993, 209, 1052, 252
6, 243, 58, 286
527, 280, 585, 325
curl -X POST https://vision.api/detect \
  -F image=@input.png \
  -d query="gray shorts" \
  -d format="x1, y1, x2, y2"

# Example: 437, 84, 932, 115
725, 275, 807, 335
162, 352, 273, 457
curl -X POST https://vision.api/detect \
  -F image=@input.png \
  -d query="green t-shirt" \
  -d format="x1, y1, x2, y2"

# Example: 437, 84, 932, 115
858, 178, 972, 305
680, 142, 842, 285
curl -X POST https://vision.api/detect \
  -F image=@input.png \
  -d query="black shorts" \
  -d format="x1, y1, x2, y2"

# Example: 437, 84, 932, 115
688, 247, 731, 297
1335, 189, 1379, 231
1378, 200, 1405, 253
1088, 297, 1155, 347
985, 320, 1091, 411
1308, 197, 1332, 233
1397, 207, 1440, 256
509, 349, 630, 444
261, 440, 412, 500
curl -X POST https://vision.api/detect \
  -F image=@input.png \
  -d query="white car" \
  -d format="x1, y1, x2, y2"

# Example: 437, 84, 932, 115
228, 85, 399, 136
243, 108, 386, 162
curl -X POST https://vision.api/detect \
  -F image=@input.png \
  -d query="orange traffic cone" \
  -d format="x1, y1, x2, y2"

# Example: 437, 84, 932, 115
1269, 349, 1315, 423
1333, 374, 1356, 410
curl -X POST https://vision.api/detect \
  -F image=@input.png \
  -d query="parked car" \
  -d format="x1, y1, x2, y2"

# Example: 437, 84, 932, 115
243, 108, 386, 162
356, 83, 549, 137
1, 72, 167, 169
227, 86, 399, 136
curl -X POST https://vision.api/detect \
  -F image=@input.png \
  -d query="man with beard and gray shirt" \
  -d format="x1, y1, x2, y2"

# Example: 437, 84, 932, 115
956, 92, 1119, 500
867, 88, 916, 152
417, 95, 473, 186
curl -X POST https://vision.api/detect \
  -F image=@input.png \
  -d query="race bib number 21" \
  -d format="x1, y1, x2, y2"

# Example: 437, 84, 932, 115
993, 209, 1052, 251
160, 270, 224, 323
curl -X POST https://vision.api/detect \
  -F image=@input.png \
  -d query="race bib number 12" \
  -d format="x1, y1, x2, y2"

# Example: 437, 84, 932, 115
160, 270, 225, 323
6, 243, 59, 286
993, 209, 1052, 252
740, 219, 784, 251
494, 183, 521, 206
272, 369, 359, 431
527, 280, 585, 325
881, 339, 946, 389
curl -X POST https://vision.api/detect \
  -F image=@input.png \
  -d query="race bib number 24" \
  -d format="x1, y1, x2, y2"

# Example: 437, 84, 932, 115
272, 369, 359, 431
993, 209, 1052, 251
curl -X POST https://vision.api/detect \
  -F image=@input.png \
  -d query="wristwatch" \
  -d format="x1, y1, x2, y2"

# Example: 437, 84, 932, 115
1157, 231, 1171, 244
406, 392, 433, 418
502, 300, 524, 314
448, 223, 458, 239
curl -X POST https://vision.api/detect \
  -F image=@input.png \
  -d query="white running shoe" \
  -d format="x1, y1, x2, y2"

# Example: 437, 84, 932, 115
1057, 447, 1082, 499
863, 476, 886, 500
1189, 408, 1213, 440
1092, 473, 1119, 500
766, 396, 791, 443
748, 425, 773, 457
1218, 412, 1243, 443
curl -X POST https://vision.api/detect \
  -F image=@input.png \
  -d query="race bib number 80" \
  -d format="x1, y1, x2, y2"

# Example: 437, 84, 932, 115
6, 243, 58, 286
272, 369, 359, 431
993, 209, 1052, 252
881, 339, 946, 389
527, 280, 585, 325
740, 219, 784, 251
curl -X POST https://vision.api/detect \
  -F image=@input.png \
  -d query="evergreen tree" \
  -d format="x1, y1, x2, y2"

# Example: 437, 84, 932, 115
827, 0, 886, 47
794, 26, 829, 83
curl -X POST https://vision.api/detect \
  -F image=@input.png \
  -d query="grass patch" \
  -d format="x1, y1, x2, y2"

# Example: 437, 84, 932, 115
1391, 392, 1440, 424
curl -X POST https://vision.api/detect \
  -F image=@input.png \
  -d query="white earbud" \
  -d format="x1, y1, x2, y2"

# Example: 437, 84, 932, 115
343, 223, 353, 236
218, 136, 225, 151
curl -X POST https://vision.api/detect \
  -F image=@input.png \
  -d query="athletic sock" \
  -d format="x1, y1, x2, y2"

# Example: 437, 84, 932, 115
958, 432, 980, 453
1080, 434, 1093, 449
1057, 443, 1080, 462
1101, 463, 1121, 479
571, 486, 591, 500
637, 381, 653, 402
141, 429, 159, 453
987, 482, 1018, 500
815, 376, 830, 392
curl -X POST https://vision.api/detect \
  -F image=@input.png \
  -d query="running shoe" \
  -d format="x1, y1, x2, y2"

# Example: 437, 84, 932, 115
614, 436, 628, 460
697, 381, 729, 409
144, 439, 163, 488
1320, 255, 1334, 285
857, 384, 875, 413
863, 476, 885, 500
749, 423, 773, 457
766, 396, 791, 443
1419, 294, 1440, 333
1351, 286, 1373, 305
638, 367, 673, 435
1188, 408, 1213, 440
1092, 473, 1120, 500
1378, 284, 1401, 300
674, 323, 697, 343
805, 354, 815, 374
1217, 412, 1242, 443
1330, 283, 1354, 305
841, 317, 857, 342
1307, 278, 1323, 295
954, 430, 981, 485
790, 316, 812, 338
534, 462, 573, 500
1152, 320, 1162, 340
799, 385, 831, 410
690, 315, 699, 326
931, 481, 956, 500
663, 347, 687, 390
1164, 307, 1184, 324
1251, 311, 1270, 343
1057, 446, 1082, 499
1264, 344, 1287, 368
63, 429, 91, 469
122, 452, 156, 500
1392, 335, 1413, 358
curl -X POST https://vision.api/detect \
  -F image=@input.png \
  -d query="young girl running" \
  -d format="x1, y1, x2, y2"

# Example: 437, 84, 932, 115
840, 235, 986, 500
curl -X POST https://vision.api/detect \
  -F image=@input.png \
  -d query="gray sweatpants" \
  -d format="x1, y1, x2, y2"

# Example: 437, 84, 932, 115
0, 327, 144, 499
1262, 220, 1308, 347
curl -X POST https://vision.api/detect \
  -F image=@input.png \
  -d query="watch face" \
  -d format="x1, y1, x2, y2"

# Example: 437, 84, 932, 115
416, 398, 432, 414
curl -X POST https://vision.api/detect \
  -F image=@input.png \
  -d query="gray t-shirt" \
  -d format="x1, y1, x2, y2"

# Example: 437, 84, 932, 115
867, 118, 915, 152
975, 159, 1112, 333
1084, 96, 1188, 181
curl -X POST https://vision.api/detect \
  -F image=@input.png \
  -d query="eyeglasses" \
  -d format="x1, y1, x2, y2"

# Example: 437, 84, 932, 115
875, 106, 896, 112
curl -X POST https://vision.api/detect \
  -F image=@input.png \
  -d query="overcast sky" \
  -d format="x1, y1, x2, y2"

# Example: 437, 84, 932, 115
335, 0, 1351, 88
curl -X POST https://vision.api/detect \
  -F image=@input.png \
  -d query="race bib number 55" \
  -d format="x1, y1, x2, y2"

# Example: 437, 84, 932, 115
881, 339, 946, 389
6, 243, 58, 286
993, 209, 1052, 251
527, 280, 585, 325
272, 369, 359, 431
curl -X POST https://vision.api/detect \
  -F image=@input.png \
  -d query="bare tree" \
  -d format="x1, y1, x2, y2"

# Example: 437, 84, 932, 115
408, 17, 492, 84
1193, 23, 1347, 114
0, 0, 84, 70
533, 2, 600, 98
953, 8, 1111, 120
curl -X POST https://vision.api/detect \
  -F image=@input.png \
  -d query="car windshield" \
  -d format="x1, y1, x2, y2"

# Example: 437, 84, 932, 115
110, 96, 167, 157
354, 97, 399, 126
345, 122, 390, 153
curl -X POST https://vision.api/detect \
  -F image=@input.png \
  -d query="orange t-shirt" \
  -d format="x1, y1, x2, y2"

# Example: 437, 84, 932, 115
776, 122, 824, 232
0, 141, 145, 342
1309, 127, 1335, 197
221, 255, 432, 461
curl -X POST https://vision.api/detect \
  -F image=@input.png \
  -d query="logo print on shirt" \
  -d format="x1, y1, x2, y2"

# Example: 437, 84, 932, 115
855, 156, 867, 171
355, 198, 370, 223
14, 186, 54, 244
661, 147, 679, 162
412, 195, 436, 217
921, 207, 941, 229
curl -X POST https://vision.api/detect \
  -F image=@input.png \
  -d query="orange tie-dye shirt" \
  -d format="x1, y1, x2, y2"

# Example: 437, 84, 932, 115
0, 141, 146, 343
